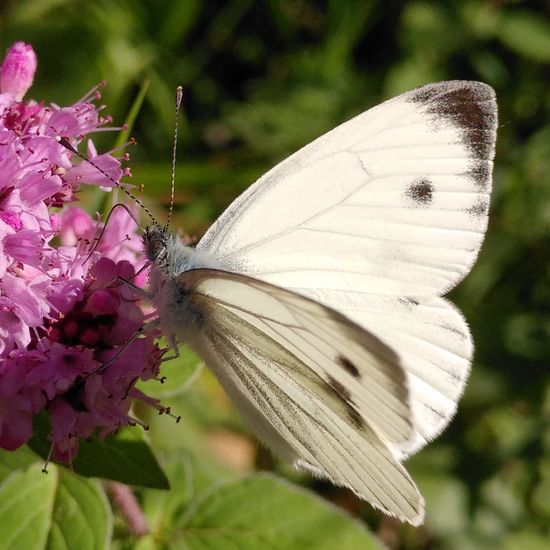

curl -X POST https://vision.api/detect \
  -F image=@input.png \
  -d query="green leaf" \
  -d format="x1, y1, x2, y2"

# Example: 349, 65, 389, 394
502, 531, 550, 550
0, 465, 112, 550
142, 457, 190, 537
28, 415, 169, 489
0, 464, 57, 549
175, 474, 381, 549
0, 445, 40, 483
47, 469, 112, 550
415, 473, 469, 535
142, 451, 237, 538
531, 465, 550, 519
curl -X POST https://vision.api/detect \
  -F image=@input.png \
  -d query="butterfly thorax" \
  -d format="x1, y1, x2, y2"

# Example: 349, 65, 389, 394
143, 224, 221, 277
143, 224, 223, 338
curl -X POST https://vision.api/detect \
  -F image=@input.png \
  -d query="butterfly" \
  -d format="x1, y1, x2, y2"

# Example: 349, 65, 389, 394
142, 81, 497, 525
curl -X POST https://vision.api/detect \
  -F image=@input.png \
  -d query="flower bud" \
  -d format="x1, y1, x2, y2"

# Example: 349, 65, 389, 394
0, 42, 37, 100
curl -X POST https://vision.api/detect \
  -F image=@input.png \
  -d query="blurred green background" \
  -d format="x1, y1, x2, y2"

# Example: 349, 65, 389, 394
1, 0, 549, 548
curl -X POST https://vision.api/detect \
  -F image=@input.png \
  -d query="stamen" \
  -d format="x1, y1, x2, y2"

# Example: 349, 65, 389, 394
75, 81, 106, 105
87, 125, 127, 134
164, 407, 182, 423
127, 415, 149, 431
106, 140, 136, 157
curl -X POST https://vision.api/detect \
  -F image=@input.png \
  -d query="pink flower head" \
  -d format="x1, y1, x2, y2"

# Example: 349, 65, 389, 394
0, 42, 37, 101
65, 141, 122, 190
0, 42, 165, 460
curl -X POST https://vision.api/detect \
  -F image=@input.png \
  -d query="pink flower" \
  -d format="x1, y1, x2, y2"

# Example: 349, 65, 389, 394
0, 302, 31, 355
0, 42, 37, 100
58, 207, 95, 246
0, 350, 45, 450
0, 42, 164, 460
65, 141, 122, 190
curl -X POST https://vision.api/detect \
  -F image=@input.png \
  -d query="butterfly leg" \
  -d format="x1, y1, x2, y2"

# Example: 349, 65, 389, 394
117, 275, 154, 300
160, 334, 180, 362
95, 325, 144, 374
136, 318, 179, 362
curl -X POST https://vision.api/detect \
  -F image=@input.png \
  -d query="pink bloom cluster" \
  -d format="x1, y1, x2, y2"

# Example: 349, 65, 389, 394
0, 42, 162, 460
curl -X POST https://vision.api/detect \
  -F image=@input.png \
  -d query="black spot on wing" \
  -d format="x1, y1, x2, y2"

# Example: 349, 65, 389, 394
327, 375, 352, 402
465, 160, 492, 190
406, 178, 433, 206
464, 199, 489, 218
326, 375, 365, 430
408, 81, 497, 170
337, 355, 360, 378
347, 410, 366, 429
346, 404, 365, 429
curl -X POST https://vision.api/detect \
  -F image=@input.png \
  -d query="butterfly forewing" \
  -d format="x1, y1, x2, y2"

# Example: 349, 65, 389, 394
303, 290, 473, 457
198, 81, 496, 298
187, 269, 413, 445
177, 268, 424, 524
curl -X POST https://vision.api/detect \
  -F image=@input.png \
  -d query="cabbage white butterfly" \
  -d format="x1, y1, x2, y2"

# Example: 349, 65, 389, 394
143, 81, 497, 525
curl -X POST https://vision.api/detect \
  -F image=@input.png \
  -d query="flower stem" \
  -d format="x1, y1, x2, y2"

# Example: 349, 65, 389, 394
107, 482, 149, 537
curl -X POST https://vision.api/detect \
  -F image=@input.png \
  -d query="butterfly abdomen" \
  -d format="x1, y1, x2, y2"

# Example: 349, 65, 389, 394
149, 270, 207, 345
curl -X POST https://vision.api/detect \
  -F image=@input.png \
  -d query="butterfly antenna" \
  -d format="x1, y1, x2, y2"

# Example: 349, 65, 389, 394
166, 86, 184, 229
56, 136, 158, 225
82, 203, 143, 264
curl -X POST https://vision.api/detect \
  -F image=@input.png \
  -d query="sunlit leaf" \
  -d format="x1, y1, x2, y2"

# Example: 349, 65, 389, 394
175, 474, 381, 549
0, 446, 40, 483
0, 464, 112, 550
0, 464, 56, 549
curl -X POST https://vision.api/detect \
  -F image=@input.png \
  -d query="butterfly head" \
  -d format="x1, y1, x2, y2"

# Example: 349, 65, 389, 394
143, 224, 171, 267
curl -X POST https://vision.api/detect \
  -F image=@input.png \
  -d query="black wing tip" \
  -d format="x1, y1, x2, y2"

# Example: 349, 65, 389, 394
407, 81, 497, 133
406, 80, 497, 192
408, 80, 496, 105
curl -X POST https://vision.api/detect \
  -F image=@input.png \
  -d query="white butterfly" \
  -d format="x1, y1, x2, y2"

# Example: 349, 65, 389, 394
143, 81, 497, 525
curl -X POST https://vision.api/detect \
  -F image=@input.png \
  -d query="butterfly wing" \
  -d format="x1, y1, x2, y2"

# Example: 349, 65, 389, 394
298, 290, 473, 458
197, 81, 498, 454
177, 268, 424, 524
198, 81, 496, 297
